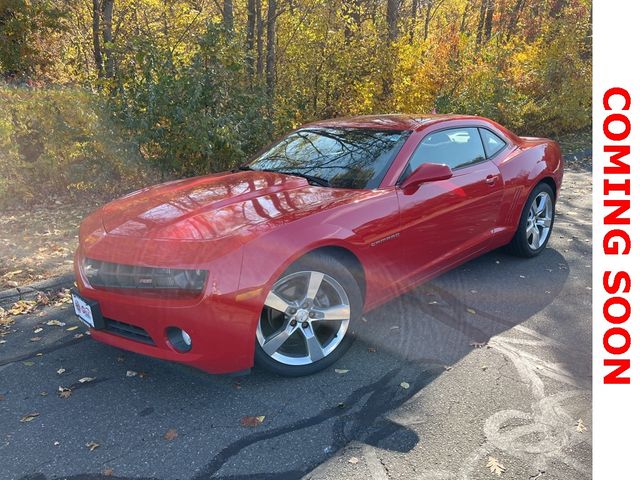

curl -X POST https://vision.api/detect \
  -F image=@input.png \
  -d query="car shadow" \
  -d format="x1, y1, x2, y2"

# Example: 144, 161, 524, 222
16, 248, 572, 480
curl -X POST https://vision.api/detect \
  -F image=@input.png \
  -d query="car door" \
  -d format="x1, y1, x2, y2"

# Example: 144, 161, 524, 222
395, 127, 504, 282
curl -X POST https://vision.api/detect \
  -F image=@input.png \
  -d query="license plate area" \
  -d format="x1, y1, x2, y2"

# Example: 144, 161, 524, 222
71, 290, 105, 329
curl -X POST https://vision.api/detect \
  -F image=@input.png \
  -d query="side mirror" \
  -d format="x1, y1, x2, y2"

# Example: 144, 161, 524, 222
400, 163, 453, 190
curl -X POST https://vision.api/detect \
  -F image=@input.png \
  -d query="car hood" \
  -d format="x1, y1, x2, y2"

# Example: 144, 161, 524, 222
100, 171, 360, 241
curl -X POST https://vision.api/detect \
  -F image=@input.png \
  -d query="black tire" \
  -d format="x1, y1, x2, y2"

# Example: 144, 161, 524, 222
506, 182, 556, 258
254, 252, 362, 377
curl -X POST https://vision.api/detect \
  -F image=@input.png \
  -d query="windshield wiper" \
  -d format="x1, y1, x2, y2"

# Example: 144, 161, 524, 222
231, 165, 254, 172
275, 170, 332, 187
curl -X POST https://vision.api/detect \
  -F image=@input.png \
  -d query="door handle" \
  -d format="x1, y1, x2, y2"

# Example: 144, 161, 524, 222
485, 174, 499, 185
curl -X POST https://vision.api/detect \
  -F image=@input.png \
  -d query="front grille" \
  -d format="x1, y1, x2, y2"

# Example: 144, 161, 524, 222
83, 258, 206, 293
105, 318, 155, 345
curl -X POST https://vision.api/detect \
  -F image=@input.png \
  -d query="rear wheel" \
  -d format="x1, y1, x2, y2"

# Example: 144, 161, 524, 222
506, 182, 555, 258
254, 253, 362, 376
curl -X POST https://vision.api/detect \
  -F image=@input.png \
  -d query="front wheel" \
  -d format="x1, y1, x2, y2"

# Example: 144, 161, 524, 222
506, 182, 556, 258
254, 253, 362, 377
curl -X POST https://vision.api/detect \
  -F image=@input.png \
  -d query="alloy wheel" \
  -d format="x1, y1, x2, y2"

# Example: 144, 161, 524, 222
256, 270, 351, 366
526, 191, 553, 250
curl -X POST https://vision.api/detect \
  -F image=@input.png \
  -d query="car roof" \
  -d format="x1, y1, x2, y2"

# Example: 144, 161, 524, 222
301, 114, 484, 131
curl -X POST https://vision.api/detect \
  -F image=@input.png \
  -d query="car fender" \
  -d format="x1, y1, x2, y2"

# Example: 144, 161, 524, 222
238, 222, 364, 304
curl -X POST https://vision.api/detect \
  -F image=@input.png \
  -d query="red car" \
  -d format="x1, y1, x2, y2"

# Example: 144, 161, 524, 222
73, 114, 563, 376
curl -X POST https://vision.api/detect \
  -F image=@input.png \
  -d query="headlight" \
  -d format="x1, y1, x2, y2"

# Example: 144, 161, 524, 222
83, 258, 207, 294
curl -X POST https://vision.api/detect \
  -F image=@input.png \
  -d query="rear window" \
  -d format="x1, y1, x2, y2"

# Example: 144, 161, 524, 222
480, 128, 507, 158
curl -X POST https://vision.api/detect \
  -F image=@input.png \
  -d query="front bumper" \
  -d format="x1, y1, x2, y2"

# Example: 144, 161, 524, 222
73, 252, 262, 374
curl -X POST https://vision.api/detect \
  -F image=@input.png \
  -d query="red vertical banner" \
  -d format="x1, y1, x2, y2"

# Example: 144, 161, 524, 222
593, 1, 639, 478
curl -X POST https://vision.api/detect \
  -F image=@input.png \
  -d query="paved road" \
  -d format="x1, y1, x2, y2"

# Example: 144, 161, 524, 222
0, 168, 592, 480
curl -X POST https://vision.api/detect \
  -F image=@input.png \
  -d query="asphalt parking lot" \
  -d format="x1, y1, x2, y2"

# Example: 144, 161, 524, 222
0, 167, 592, 480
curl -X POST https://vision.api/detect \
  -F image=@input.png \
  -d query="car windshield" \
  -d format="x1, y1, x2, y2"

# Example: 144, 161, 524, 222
246, 127, 410, 189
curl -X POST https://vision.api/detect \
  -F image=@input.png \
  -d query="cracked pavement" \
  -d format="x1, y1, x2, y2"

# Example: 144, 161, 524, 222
0, 166, 592, 480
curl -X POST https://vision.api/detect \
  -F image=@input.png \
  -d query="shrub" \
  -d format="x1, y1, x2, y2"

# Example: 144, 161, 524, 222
0, 84, 156, 208
111, 22, 273, 177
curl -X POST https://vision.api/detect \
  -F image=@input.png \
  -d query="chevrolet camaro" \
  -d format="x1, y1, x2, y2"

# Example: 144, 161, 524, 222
72, 114, 563, 376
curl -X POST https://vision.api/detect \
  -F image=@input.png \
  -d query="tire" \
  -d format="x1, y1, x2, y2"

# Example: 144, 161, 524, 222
254, 252, 362, 377
506, 182, 556, 258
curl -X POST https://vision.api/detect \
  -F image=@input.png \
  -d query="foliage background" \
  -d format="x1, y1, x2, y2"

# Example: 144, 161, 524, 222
0, 0, 591, 207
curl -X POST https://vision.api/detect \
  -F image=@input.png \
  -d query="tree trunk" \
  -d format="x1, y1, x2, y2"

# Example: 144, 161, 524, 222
102, 0, 114, 78
460, 0, 471, 34
246, 0, 255, 77
92, 0, 103, 78
506, 0, 526, 39
256, 0, 264, 78
424, 0, 433, 40
476, 0, 487, 46
382, 0, 399, 99
265, 0, 276, 99
223, 0, 234, 33
483, 0, 494, 42
409, 0, 418, 42
386, 0, 399, 43
342, 0, 362, 42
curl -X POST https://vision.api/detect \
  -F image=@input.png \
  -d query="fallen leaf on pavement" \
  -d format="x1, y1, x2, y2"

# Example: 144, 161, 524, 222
9, 300, 37, 316
86, 441, 100, 451
240, 415, 265, 427
400, 382, 410, 389
58, 386, 72, 399
334, 369, 349, 374
46, 320, 66, 327
163, 428, 178, 441
348, 457, 359, 464
576, 418, 588, 433
20, 412, 40, 422
486, 456, 506, 475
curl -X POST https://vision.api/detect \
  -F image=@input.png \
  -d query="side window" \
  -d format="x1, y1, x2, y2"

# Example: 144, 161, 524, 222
480, 128, 507, 158
405, 127, 486, 177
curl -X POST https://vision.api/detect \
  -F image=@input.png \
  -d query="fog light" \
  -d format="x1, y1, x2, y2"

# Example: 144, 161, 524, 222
167, 327, 192, 352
